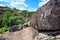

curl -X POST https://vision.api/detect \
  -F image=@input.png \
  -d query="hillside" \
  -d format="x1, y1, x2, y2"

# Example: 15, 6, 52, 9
0, 6, 35, 33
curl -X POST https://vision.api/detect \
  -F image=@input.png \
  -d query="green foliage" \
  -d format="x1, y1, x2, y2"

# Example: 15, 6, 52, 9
0, 28, 8, 33
0, 27, 9, 34
0, 7, 35, 33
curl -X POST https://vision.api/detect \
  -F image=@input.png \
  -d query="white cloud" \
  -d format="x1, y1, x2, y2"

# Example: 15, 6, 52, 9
39, 0, 49, 7
0, 4, 5, 6
0, 0, 27, 10
28, 8, 37, 11
17, 7, 26, 10
10, 2, 27, 7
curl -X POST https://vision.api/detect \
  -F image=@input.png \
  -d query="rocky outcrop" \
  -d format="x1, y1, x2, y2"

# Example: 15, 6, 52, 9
0, 27, 38, 40
0, 6, 11, 14
0, 27, 60, 40
30, 0, 60, 30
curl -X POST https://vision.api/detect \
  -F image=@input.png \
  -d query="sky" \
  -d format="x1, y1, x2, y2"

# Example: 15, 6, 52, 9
0, 0, 49, 11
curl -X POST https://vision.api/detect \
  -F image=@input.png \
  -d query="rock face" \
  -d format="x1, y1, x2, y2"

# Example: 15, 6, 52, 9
30, 0, 60, 30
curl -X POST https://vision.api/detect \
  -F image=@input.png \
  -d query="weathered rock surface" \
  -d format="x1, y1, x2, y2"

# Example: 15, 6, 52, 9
30, 0, 60, 30
0, 27, 60, 40
0, 27, 38, 40
9, 24, 23, 32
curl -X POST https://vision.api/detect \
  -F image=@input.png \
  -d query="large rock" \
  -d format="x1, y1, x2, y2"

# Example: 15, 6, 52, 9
9, 24, 23, 32
30, 0, 60, 30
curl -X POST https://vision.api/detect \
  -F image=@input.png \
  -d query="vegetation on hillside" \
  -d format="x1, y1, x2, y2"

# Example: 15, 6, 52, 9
0, 7, 35, 33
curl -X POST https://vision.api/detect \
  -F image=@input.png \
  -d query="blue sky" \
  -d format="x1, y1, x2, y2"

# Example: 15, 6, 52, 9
0, 0, 49, 11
